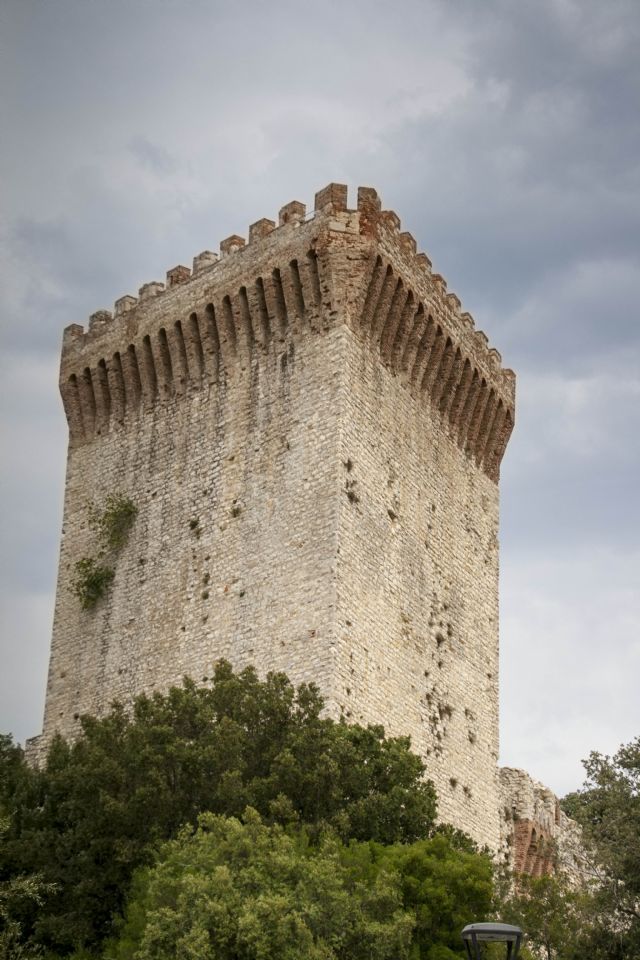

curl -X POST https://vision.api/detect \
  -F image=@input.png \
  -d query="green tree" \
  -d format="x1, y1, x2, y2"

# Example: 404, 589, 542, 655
0, 736, 24, 818
0, 813, 53, 960
1, 661, 437, 954
109, 810, 499, 960
374, 832, 494, 960
497, 872, 587, 960
562, 736, 640, 958
108, 810, 415, 960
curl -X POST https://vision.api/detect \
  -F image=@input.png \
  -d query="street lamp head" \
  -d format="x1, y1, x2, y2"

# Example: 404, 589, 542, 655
461, 923, 523, 960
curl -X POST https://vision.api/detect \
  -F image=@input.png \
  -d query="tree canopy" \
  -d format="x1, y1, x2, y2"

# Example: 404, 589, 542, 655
0, 661, 437, 954
497, 871, 589, 960
108, 810, 494, 960
561, 736, 640, 958
3, 657, 638, 960
108, 810, 415, 960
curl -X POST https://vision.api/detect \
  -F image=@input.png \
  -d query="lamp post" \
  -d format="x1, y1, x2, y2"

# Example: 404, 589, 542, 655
461, 923, 523, 959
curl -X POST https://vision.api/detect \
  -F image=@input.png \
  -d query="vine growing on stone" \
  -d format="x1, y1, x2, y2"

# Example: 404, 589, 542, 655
72, 494, 138, 610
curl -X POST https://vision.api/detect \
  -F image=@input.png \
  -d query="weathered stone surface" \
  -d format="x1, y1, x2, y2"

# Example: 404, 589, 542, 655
34, 185, 520, 852
499, 767, 586, 877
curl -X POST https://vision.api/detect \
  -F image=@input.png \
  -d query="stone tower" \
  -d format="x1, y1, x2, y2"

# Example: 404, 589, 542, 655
35, 184, 515, 850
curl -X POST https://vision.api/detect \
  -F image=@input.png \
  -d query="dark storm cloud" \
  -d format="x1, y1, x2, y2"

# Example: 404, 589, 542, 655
380, 0, 640, 318
1, 0, 638, 793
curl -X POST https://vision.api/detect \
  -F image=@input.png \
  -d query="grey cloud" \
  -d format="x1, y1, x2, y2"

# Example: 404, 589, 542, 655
372, 0, 640, 321
500, 544, 640, 795
501, 364, 640, 552
490, 258, 640, 378
128, 137, 177, 175
0, 355, 65, 594
0, 591, 50, 743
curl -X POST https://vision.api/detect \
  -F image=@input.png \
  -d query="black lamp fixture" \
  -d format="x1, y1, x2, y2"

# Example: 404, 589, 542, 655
461, 923, 523, 959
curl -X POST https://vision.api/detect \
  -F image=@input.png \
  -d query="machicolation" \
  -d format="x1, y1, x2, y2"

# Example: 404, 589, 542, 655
59, 183, 514, 476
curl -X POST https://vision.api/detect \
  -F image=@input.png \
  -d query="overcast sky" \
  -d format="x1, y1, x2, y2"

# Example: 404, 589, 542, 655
1, 0, 638, 797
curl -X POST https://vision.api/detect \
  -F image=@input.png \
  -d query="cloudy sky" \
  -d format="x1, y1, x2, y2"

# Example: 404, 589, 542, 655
1, 0, 638, 797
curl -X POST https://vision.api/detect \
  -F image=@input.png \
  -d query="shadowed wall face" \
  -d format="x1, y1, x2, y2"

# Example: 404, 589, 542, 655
37, 184, 515, 851
336, 333, 501, 848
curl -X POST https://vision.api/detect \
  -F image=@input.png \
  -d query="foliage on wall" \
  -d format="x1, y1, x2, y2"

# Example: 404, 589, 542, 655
72, 494, 138, 609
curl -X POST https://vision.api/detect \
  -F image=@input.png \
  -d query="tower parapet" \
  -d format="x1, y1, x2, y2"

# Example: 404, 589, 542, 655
59, 184, 513, 482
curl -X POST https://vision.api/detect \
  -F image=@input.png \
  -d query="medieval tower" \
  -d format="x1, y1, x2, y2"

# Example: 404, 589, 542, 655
35, 184, 517, 852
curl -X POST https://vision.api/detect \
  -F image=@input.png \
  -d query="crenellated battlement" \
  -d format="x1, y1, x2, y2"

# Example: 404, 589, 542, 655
59, 183, 514, 481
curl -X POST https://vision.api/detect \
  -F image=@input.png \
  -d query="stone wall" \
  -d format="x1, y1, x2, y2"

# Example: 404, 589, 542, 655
335, 333, 502, 847
32, 183, 516, 851
42, 329, 345, 738
499, 767, 586, 877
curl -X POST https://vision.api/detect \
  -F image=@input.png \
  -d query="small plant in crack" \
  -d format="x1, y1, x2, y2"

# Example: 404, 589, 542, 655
72, 493, 137, 610
89, 494, 138, 551
72, 557, 115, 610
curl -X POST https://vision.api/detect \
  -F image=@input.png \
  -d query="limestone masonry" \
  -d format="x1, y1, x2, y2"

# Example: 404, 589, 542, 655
32, 182, 573, 861
499, 768, 586, 876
